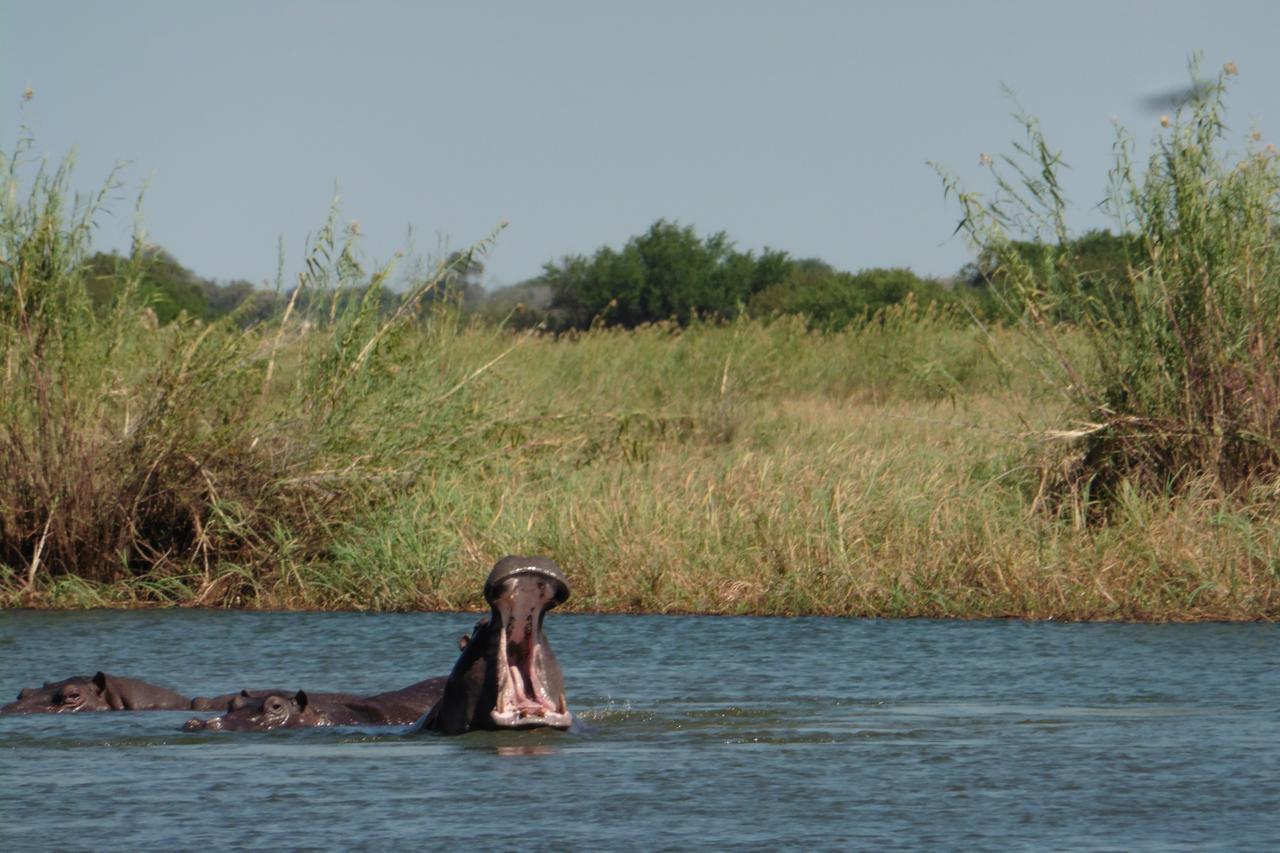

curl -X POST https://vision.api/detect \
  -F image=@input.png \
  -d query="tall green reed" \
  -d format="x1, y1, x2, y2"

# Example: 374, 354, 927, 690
0, 129, 506, 599
938, 60, 1280, 508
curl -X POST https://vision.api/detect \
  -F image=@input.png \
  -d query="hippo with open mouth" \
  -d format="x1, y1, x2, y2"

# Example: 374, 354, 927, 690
415, 555, 573, 735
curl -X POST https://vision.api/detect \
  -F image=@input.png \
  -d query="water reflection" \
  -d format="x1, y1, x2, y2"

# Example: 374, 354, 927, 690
494, 744, 558, 756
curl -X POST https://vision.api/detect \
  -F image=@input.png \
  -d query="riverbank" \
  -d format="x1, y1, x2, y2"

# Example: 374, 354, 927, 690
5, 77, 1278, 621
4, 314, 1275, 621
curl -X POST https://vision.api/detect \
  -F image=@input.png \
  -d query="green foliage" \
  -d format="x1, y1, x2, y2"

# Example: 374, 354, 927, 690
439, 249, 487, 305
467, 277, 555, 329
748, 261, 954, 330
964, 228, 1143, 323
543, 219, 790, 329
85, 249, 210, 324
939, 59, 1280, 503
8, 70, 1279, 618
538, 219, 964, 333
84, 246, 292, 329
0, 129, 507, 592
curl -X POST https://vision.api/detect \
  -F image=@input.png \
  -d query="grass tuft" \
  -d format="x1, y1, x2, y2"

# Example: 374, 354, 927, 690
938, 59, 1280, 509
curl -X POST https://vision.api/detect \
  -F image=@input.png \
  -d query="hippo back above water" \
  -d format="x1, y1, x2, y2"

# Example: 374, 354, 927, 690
414, 555, 573, 735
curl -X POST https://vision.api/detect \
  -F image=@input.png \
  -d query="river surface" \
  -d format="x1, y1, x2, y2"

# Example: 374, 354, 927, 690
0, 611, 1276, 850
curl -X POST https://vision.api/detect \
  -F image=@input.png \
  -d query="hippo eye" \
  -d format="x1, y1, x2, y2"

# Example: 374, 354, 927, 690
61, 690, 81, 703
265, 698, 286, 714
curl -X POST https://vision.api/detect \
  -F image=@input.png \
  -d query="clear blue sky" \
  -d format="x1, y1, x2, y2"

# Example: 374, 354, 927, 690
4, 1, 1278, 289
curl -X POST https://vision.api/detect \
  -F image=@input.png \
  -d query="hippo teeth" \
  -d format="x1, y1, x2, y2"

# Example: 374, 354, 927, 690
492, 634, 570, 727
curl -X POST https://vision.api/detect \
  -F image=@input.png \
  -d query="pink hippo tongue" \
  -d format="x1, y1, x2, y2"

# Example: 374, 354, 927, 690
509, 664, 528, 702
508, 665, 548, 715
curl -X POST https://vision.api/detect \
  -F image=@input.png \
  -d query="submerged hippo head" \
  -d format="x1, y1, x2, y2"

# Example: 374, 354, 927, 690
183, 690, 330, 732
1, 672, 190, 714
183, 679, 444, 732
421, 555, 572, 735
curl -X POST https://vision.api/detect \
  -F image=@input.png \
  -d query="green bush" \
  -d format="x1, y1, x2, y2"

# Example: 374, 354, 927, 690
748, 262, 954, 330
85, 249, 210, 324
939, 60, 1280, 503
0, 132, 504, 592
963, 228, 1143, 324
543, 219, 790, 329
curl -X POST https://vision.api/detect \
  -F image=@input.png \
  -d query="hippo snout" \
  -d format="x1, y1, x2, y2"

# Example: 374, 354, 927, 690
182, 716, 221, 732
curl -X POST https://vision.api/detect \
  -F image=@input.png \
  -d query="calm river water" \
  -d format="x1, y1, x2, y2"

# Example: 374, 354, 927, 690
1, 610, 1276, 850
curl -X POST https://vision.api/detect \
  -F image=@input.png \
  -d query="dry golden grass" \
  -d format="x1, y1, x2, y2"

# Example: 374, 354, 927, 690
414, 387, 1278, 621
7, 313, 1277, 620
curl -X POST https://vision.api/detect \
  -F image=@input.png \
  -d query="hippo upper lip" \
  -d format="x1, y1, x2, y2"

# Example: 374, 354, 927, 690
484, 557, 570, 607
184, 716, 221, 731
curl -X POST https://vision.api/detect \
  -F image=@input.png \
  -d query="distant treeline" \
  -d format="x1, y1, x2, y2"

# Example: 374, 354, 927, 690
82, 247, 488, 328
88, 220, 1140, 332
86, 249, 278, 327
522, 221, 1138, 330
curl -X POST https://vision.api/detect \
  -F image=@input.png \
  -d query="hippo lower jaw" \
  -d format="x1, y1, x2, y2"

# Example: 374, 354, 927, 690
492, 629, 571, 730
491, 689, 571, 730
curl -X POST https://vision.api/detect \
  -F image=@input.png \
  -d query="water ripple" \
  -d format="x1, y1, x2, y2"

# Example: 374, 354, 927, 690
1, 611, 1276, 851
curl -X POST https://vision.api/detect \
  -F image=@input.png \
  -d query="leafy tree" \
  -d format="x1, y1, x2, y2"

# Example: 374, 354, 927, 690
467, 276, 555, 329
748, 264, 951, 330
543, 220, 790, 329
963, 228, 1141, 322
85, 248, 210, 324
440, 249, 487, 305
200, 278, 258, 316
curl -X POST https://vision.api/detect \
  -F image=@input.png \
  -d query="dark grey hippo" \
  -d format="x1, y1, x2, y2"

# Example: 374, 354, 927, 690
182, 690, 364, 731
415, 555, 573, 735
182, 678, 447, 732
188, 689, 297, 712
1, 673, 192, 714
2, 675, 297, 716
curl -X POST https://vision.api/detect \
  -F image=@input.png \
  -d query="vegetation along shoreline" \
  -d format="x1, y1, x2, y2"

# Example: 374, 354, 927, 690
2, 65, 1276, 621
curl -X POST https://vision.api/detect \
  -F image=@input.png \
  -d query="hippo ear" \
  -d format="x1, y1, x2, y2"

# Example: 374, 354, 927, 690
92, 672, 126, 709
239, 689, 252, 697
295, 690, 309, 710
458, 634, 469, 651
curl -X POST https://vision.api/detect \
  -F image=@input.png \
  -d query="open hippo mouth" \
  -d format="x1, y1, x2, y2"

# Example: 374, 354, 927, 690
487, 559, 572, 730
